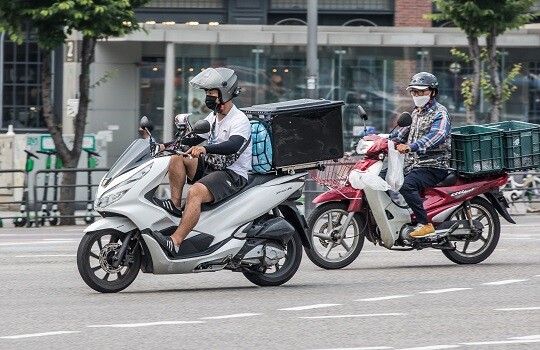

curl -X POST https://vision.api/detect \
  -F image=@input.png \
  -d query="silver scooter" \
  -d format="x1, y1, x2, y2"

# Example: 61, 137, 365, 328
77, 115, 310, 293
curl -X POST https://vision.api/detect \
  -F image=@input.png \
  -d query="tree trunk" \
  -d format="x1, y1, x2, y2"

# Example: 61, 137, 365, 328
486, 29, 502, 123
40, 37, 96, 225
466, 34, 481, 125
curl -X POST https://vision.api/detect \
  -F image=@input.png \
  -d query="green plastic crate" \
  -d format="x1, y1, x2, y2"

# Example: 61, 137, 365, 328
485, 121, 540, 171
450, 125, 504, 176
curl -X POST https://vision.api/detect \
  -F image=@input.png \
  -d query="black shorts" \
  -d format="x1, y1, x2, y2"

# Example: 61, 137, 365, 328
188, 157, 247, 204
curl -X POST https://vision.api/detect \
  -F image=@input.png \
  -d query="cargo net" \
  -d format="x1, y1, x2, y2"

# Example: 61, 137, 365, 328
310, 154, 355, 190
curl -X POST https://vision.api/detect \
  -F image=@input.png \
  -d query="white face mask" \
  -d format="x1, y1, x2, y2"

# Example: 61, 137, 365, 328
412, 95, 430, 107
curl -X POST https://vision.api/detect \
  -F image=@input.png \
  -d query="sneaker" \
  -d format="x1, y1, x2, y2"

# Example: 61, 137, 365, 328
410, 223, 436, 238
149, 230, 179, 255
153, 198, 182, 217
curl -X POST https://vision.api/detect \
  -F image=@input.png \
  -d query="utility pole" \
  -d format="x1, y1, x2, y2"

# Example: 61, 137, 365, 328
304, 0, 318, 217
306, 0, 318, 99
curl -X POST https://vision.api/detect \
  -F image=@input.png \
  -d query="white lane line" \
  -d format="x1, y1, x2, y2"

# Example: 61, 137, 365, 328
419, 288, 471, 294
41, 238, 77, 241
300, 313, 405, 319
461, 339, 540, 346
394, 345, 460, 350
494, 306, 540, 311
200, 313, 261, 319
308, 347, 392, 350
279, 304, 341, 311
15, 254, 76, 258
356, 295, 413, 302
510, 335, 540, 340
87, 321, 204, 328
1, 331, 80, 339
482, 279, 528, 285
0, 241, 73, 246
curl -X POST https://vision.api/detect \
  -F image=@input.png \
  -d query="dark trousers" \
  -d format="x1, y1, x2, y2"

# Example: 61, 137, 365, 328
399, 167, 448, 224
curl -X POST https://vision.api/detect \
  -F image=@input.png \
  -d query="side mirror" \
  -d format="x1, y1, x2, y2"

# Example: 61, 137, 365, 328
357, 105, 368, 121
140, 116, 153, 132
397, 112, 412, 127
192, 120, 211, 134
175, 113, 191, 130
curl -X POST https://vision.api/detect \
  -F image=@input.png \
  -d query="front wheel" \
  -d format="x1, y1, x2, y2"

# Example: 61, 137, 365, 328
243, 233, 302, 287
77, 230, 141, 293
305, 202, 365, 269
442, 197, 500, 264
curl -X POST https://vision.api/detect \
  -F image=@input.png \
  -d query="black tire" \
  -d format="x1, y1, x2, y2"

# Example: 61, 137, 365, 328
305, 202, 365, 269
243, 232, 302, 287
442, 196, 500, 264
77, 230, 141, 293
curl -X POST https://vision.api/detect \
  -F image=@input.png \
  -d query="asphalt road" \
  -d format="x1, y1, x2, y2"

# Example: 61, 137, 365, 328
0, 215, 538, 350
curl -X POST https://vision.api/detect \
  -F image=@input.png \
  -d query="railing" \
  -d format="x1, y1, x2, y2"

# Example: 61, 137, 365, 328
0, 169, 28, 227
32, 168, 109, 226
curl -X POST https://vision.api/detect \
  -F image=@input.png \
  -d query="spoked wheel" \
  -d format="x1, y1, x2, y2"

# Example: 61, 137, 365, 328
243, 233, 302, 287
305, 202, 365, 269
77, 230, 141, 293
442, 197, 500, 264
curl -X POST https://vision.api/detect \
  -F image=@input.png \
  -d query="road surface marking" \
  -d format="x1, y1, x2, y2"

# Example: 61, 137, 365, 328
356, 295, 413, 302
419, 288, 471, 294
494, 306, 540, 311
87, 321, 204, 328
308, 347, 392, 350
42, 238, 77, 241
510, 335, 540, 340
482, 279, 528, 285
0, 331, 80, 339
279, 304, 341, 311
461, 339, 540, 346
300, 313, 405, 319
201, 313, 262, 319
0, 241, 73, 246
394, 346, 459, 350
15, 254, 76, 258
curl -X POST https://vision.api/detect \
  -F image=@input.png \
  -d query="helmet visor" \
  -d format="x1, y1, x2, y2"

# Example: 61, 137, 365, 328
406, 85, 429, 91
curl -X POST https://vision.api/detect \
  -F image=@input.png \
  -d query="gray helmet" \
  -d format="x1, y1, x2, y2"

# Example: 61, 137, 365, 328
189, 67, 241, 103
406, 72, 439, 95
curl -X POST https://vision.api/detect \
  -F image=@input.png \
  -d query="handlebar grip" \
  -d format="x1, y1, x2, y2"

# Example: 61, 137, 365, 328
84, 150, 101, 157
24, 150, 39, 159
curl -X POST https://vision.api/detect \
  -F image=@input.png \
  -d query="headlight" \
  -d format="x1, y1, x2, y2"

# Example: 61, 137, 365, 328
356, 139, 374, 155
95, 190, 127, 208
94, 164, 153, 208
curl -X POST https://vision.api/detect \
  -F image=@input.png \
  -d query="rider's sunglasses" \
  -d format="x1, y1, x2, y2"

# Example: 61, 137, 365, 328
410, 89, 430, 97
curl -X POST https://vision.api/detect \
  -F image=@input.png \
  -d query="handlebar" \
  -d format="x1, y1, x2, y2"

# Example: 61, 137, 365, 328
37, 150, 57, 155
24, 150, 39, 159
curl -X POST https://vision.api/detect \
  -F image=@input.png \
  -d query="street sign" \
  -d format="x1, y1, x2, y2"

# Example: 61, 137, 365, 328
40, 135, 96, 151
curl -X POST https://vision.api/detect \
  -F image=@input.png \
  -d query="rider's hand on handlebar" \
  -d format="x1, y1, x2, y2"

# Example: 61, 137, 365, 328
187, 146, 206, 158
159, 144, 166, 152
396, 144, 411, 154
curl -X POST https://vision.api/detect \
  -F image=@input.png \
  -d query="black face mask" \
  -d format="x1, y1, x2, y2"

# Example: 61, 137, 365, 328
205, 96, 219, 111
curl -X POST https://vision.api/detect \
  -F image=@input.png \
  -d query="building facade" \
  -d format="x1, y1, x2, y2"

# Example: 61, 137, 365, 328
2, 0, 540, 164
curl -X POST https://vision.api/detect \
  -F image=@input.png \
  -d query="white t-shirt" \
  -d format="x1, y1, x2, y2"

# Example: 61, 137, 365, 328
202, 105, 252, 179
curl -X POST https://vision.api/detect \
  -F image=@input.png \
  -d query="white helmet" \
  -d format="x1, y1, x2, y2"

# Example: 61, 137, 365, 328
189, 67, 241, 103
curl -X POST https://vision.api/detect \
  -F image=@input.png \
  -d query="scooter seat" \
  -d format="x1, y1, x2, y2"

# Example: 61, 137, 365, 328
200, 173, 281, 212
435, 171, 458, 187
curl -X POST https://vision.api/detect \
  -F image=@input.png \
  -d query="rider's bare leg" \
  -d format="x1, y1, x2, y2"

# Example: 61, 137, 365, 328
168, 156, 198, 208
170, 183, 213, 247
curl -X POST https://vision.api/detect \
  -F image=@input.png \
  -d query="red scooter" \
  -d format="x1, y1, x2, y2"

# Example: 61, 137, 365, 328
305, 107, 515, 269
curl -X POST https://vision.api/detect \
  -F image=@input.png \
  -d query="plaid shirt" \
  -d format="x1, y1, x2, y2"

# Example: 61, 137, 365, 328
392, 99, 451, 173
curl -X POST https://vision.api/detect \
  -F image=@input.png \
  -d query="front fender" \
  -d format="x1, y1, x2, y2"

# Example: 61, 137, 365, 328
313, 187, 363, 204
83, 216, 137, 233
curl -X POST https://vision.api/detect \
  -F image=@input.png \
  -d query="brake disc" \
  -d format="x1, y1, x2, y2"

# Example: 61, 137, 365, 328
99, 243, 122, 274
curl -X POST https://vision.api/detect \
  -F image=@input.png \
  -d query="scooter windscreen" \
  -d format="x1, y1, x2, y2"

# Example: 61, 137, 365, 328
102, 139, 152, 184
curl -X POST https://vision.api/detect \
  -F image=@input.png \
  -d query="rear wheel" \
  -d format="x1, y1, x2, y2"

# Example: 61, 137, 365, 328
77, 230, 141, 293
243, 233, 302, 287
305, 202, 365, 269
442, 197, 500, 264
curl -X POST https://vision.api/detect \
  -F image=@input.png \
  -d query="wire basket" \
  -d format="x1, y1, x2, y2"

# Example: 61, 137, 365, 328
310, 154, 356, 190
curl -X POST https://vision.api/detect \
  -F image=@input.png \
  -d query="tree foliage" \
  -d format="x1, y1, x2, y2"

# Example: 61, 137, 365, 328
0, 0, 150, 224
430, 0, 536, 123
